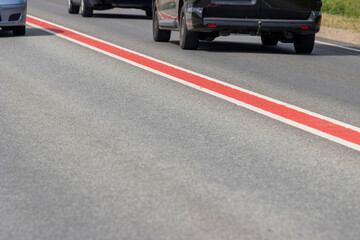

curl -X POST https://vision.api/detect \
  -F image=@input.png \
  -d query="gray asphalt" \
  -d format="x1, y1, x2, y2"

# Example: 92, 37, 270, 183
1, 0, 359, 239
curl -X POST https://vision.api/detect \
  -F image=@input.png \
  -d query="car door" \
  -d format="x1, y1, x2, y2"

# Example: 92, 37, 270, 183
204, 0, 261, 19
260, 0, 319, 20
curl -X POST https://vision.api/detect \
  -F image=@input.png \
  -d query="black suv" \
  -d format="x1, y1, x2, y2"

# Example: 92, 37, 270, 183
68, 0, 153, 17
152, 0, 322, 53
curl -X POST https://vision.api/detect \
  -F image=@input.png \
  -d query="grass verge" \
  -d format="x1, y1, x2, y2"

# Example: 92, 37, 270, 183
322, 0, 360, 18
322, 13, 360, 33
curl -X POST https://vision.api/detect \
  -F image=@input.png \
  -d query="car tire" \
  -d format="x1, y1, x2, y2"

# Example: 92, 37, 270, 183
13, 26, 26, 36
261, 35, 278, 46
79, 0, 93, 17
153, 8, 171, 42
145, 9, 152, 17
294, 34, 315, 54
68, 0, 80, 14
179, 5, 198, 50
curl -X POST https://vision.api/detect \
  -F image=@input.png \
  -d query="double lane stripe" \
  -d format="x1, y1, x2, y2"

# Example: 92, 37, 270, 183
27, 15, 360, 152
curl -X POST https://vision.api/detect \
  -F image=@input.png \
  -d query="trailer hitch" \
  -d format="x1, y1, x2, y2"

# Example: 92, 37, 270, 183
256, 21, 262, 36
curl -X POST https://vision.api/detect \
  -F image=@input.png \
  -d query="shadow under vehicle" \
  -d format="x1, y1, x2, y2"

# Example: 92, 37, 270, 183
0, 0, 27, 36
68, 0, 153, 18
152, 0, 323, 53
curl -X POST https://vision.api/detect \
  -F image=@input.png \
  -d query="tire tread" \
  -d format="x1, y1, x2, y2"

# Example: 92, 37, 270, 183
153, 9, 171, 42
179, 6, 198, 50
294, 34, 315, 54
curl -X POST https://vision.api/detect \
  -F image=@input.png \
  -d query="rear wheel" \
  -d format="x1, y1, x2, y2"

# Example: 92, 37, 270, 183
179, 5, 198, 50
152, 8, 171, 42
13, 26, 26, 36
68, 0, 79, 14
294, 34, 315, 54
80, 0, 93, 17
261, 35, 278, 46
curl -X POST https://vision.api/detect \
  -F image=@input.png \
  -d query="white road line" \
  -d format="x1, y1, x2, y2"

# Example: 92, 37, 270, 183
316, 40, 360, 53
26, 15, 360, 152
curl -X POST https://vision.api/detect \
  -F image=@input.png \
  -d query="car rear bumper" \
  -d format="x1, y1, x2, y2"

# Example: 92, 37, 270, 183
187, 10, 321, 34
88, 0, 151, 9
0, 3, 27, 27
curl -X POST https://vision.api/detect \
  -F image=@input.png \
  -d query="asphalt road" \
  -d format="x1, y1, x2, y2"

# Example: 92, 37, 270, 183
1, 0, 360, 239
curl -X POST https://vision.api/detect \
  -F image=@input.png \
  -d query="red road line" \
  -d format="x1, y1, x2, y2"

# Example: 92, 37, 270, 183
26, 16, 360, 150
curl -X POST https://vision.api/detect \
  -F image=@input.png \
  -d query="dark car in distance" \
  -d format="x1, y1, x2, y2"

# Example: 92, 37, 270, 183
153, 0, 322, 53
68, 0, 152, 17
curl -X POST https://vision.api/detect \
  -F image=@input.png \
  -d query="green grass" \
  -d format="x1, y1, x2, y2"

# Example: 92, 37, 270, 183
322, 0, 360, 18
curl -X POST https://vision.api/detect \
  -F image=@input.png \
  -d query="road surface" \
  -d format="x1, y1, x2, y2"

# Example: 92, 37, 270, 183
1, 0, 360, 239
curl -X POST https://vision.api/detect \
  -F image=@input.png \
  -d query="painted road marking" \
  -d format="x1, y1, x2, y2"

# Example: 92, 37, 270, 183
316, 40, 360, 53
26, 15, 360, 152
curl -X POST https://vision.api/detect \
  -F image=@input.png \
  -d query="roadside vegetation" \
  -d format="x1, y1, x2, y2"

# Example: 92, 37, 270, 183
321, 0, 360, 32
322, 13, 360, 32
322, 0, 360, 17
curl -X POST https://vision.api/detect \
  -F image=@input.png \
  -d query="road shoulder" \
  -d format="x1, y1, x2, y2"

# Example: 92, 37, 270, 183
317, 26, 360, 46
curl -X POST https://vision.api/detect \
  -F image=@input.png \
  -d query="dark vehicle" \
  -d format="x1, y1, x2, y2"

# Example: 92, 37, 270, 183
152, 0, 322, 53
68, 0, 153, 18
